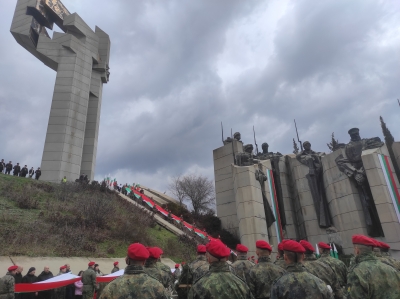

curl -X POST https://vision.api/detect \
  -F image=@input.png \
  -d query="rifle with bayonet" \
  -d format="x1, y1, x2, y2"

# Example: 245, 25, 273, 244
294, 119, 303, 151
253, 125, 259, 155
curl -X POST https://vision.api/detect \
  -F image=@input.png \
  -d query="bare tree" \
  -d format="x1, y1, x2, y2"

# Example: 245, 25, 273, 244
168, 176, 185, 206
170, 174, 215, 217
327, 132, 339, 152
292, 138, 299, 154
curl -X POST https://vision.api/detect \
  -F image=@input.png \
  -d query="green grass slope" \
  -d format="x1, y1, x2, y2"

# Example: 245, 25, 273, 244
0, 175, 195, 262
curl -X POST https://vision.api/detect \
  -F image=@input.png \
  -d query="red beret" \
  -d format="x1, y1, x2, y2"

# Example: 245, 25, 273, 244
175, 264, 179, 268
197, 245, 206, 253
206, 240, 230, 259
236, 244, 248, 253
113, 261, 119, 266
283, 240, 306, 253
148, 247, 162, 259
299, 240, 315, 252
278, 242, 284, 251
352, 235, 376, 247
8, 266, 18, 271
60, 265, 67, 270
128, 243, 150, 261
88, 262, 95, 266
256, 240, 272, 251
378, 241, 390, 249
181, 262, 186, 265
154, 247, 163, 255
318, 242, 331, 250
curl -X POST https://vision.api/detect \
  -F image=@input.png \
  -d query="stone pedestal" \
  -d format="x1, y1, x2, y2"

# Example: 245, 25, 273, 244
213, 141, 243, 235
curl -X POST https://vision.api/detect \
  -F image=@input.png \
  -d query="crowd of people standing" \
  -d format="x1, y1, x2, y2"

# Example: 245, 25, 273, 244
0, 159, 41, 180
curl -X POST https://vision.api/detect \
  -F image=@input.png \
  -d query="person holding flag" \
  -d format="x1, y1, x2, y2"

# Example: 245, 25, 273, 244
317, 242, 347, 289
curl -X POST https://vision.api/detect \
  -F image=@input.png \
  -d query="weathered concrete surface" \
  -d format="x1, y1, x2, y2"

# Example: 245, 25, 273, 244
141, 185, 184, 207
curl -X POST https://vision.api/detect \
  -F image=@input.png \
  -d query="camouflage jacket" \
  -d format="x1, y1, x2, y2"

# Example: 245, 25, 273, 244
318, 253, 347, 287
99, 264, 168, 299
81, 268, 96, 290
156, 261, 173, 287
247, 256, 285, 299
270, 263, 334, 299
273, 257, 286, 270
377, 253, 400, 271
231, 256, 254, 282
302, 254, 343, 299
189, 255, 209, 282
144, 260, 169, 289
0, 273, 15, 299
346, 252, 400, 299
188, 261, 254, 299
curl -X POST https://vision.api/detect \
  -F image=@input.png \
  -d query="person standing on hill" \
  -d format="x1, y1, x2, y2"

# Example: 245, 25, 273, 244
28, 168, 34, 178
82, 262, 97, 299
5, 162, 12, 175
34, 168, 41, 180
0, 265, 18, 299
20, 166, 28, 178
0, 159, 5, 174
21, 267, 37, 299
37, 266, 53, 299
13, 163, 21, 176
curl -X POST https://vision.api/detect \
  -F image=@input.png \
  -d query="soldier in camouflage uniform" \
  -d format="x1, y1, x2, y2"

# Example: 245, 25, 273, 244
317, 242, 347, 288
373, 241, 400, 271
0, 266, 17, 299
271, 240, 333, 299
82, 262, 97, 299
188, 240, 254, 299
176, 245, 209, 299
54, 265, 67, 299
299, 240, 344, 299
231, 244, 254, 282
248, 240, 285, 299
153, 247, 174, 288
111, 262, 119, 274
346, 235, 400, 299
144, 248, 170, 289
274, 242, 286, 270
100, 243, 168, 299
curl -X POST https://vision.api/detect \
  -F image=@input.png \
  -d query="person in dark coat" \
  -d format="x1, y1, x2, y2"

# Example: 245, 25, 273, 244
37, 266, 53, 299
35, 168, 41, 180
21, 267, 38, 299
13, 163, 21, 176
28, 168, 34, 178
5, 162, 12, 175
20, 165, 28, 178
0, 159, 5, 173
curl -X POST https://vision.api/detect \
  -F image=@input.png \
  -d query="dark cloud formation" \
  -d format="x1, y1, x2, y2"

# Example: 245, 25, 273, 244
0, 0, 399, 193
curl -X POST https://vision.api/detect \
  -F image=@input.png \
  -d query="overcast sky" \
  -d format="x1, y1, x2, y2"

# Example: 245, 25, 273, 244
1, 0, 399, 195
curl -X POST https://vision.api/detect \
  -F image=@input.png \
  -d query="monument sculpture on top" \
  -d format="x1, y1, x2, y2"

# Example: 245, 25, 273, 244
336, 128, 385, 237
10, 0, 110, 182
296, 141, 331, 228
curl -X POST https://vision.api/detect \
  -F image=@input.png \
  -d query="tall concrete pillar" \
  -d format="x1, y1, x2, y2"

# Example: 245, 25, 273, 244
10, 0, 110, 183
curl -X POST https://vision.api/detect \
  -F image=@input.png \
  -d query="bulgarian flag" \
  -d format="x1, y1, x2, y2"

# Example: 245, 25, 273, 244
15, 273, 81, 293
332, 243, 339, 259
315, 244, 320, 258
96, 269, 124, 283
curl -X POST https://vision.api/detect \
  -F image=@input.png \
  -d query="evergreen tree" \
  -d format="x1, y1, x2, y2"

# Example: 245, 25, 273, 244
327, 132, 339, 152
293, 138, 299, 154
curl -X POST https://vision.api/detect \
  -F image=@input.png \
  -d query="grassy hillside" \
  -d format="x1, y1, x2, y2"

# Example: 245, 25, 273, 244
0, 175, 196, 262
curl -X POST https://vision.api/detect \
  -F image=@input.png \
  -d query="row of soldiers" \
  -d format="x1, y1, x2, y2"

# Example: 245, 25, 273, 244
0, 159, 41, 180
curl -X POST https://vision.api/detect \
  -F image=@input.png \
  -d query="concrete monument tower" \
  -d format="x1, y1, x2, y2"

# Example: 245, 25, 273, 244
10, 0, 110, 182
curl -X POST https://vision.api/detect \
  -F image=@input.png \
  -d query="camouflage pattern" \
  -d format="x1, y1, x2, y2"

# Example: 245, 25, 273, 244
0, 273, 15, 299
231, 255, 254, 282
318, 253, 347, 287
188, 261, 254, 299
82, 267, 97, 299
376, 252, 400, 271
110, 267, 119, 274
270, 263, 334, 299
175, 255, 209, 299
156, 261, 173, 287
273, 256, 286, 270
247, 256, 285, 299
144, 260, 170, 289
346, 251, 400, 299
302, 254, 344, 299
99, 264, 168, 299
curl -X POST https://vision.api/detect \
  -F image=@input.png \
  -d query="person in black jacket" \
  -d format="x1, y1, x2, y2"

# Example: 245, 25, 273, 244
35, 168, 41, 180
0, 159, 5, 173
20, 165, 28, 177
14, 266, 24, 299
37, 266, 54, 299
5, 161, 12, 175
28, 167, 34, 178
22, 267, 38, 299
13, 163, 21, 176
